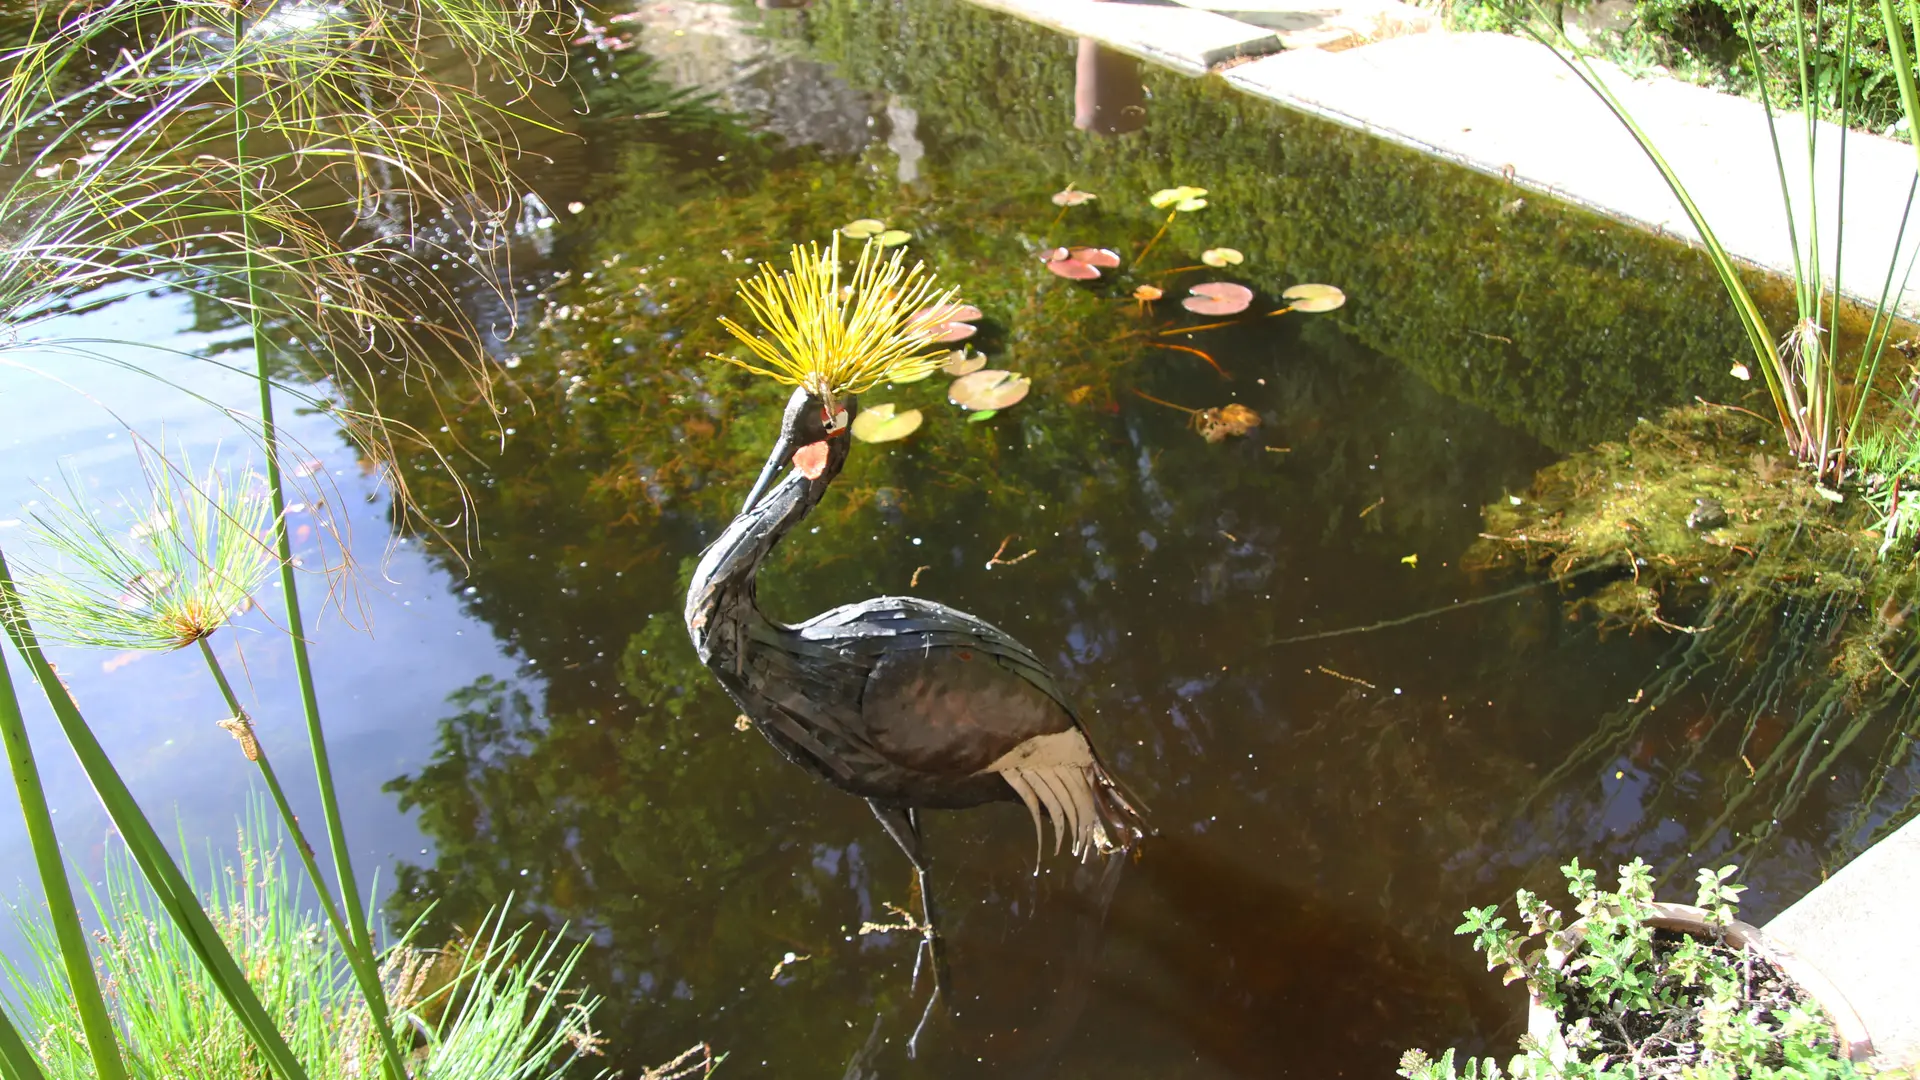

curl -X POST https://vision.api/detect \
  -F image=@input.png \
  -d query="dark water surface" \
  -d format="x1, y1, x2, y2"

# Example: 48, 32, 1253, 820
5, 0, 1915, 1075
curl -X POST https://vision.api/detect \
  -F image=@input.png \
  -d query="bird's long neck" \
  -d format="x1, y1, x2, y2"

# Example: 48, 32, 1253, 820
684, 447, 838, 655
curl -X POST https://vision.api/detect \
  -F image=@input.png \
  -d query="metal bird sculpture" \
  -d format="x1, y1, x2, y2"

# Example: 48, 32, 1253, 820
684, 238, 1144, 977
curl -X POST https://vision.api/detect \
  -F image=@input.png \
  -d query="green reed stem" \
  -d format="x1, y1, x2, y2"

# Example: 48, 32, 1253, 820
227, 12, 405, 1079
0, 548, 312, 1080
196, 637, 410, 1077
0, 623, 114, 1079
0, 1003, 47, 1080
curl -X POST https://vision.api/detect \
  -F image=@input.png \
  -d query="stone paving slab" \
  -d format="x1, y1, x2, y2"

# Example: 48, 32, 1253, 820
1167, 0, 1436, 52
962, 0, 1281, 75
1767, 815, 1920, 1069
1222, 31, 1920, 317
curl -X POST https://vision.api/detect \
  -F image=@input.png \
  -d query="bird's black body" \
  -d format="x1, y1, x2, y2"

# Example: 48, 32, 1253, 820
685, 388, 1141, 860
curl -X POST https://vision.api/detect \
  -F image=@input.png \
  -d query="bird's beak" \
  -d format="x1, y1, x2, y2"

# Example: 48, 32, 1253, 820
741, 430, 800, 515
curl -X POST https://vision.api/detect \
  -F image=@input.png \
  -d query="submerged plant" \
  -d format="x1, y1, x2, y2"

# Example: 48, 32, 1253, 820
710, 235, 959, 400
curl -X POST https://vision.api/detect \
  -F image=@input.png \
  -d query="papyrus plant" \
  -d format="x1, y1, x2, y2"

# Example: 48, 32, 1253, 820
0, 0, 571, 1075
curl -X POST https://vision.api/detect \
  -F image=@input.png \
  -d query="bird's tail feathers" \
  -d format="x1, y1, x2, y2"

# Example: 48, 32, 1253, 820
986, 729, 1146, 870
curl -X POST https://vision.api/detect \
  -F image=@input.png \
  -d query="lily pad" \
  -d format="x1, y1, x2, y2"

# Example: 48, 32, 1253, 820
1182, 281, 1254, 316
891, 366, 936, 385
1133, 284, 1164, 301
851, 404, 924, 443
1282, 283, 1346, 313
912, 302, 981, 344
1051, 188, 1097, 207
916, 303, 983, 323
1150, 186, 1209, 212
841, 218, 886, 239
1071, 247, 1121, 268
931, 322, 978, 343
877, 229, 911, 247
1046, 258, 1101, 280
943, 349, 988, 376
968, 410, 999, 423
950, 370, 1031, 411
1201, 247, 1244, 268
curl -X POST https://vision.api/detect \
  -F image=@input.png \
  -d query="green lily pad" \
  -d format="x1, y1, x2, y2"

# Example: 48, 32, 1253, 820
877, 229, 911, 247
851, 403, 924, 443
1201, 247, 1244, 267
1149, 186, 1208, 210
967, 410, 998, 423
891, 366, 936, 384
841, 218, 886, 239
950, 370, 1031, 411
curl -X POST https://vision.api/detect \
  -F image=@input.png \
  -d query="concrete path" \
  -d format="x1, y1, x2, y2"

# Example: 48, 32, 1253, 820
1767, 815, 1920, 1070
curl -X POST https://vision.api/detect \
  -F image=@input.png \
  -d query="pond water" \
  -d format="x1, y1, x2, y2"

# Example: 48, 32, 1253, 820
3, 0, 1915, 1075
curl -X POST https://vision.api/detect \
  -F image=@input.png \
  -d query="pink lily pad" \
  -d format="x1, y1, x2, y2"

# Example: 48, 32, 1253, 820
931, 322, 978, 343
1046, 258, 1101, 280
1071, 247, 1120, 268
1181, 281, 1253, 316
916, 303, 983, 324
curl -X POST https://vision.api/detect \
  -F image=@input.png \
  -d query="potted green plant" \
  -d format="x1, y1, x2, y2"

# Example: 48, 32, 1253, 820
1400, 859, 1874, 1080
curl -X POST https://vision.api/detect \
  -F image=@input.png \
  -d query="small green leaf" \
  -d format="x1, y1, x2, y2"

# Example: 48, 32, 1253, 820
877, 229, 911, 247
967, 409, 998, 423
840, 218, 886, 239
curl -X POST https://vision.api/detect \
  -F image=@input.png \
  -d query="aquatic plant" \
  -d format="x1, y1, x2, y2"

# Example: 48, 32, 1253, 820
1519, 0, 1920, 484
3, 808, 608, 1080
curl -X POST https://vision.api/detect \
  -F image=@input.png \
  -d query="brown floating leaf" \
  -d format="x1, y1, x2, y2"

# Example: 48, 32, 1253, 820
950, 369, 1031, 411
1071, 247, 1120, 268
1194, 403, 1261, 443
1052, 188, 1098, 207
1046, 258, 1101, 280
1281, 283, 1346, 312
942, 349, 987, 376
1182, 281, 1253, 315
1133, 284, 1164, 301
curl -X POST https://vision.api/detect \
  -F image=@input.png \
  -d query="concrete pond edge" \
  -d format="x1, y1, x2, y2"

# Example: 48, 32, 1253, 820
955, 0, 1920, 1063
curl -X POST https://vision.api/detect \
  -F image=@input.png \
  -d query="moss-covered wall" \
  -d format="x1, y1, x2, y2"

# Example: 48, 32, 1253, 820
798, 0, 1770, 451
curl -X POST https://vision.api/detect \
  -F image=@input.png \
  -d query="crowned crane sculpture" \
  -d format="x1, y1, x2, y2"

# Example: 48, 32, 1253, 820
684, 238, 1144, 979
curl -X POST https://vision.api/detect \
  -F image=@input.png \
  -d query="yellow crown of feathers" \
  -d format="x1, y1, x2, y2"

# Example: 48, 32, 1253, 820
708, 235, 958, 398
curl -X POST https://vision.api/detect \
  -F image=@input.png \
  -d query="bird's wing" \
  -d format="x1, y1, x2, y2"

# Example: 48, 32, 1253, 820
796, 596, 1074, 711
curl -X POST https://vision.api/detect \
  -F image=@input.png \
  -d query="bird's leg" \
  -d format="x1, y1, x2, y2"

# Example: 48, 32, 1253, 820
871, 799, 952, 1053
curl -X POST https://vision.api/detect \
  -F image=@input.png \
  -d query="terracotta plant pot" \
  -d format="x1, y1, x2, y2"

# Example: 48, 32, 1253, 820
1525, 901, 1873, 1064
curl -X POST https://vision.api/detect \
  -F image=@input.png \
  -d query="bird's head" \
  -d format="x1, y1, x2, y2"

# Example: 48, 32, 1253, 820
740, 385, 858, 514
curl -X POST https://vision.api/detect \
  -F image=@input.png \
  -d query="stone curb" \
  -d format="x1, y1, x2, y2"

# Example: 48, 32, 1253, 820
1767, 814, 1920, 1070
